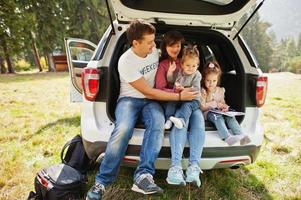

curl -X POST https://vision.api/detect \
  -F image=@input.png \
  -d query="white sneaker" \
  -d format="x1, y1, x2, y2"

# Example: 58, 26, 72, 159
164, 120, 173, 129
169, 116, 184, 129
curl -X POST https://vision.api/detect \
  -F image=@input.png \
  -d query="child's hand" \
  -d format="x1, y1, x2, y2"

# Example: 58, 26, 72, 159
218, 103, 229, 111
201, 88, 207, 98
221, 107, 229, 112
175, 82, 184, 92
168, 61, 177, 74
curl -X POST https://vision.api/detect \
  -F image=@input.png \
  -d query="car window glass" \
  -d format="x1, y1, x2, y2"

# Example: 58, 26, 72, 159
70, 42, 94, 62
201, 45, 216, 63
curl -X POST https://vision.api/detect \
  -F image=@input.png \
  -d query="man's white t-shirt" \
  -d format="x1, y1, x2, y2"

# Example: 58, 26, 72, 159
118, 47, 159, 99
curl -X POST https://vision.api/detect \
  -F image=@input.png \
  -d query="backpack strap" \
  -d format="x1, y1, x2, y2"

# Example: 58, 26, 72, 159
27, 191, 39, 200
60, 135, 82, 164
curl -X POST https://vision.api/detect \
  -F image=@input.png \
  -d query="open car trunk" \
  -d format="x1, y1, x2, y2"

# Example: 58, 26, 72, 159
106, 25, 245, 130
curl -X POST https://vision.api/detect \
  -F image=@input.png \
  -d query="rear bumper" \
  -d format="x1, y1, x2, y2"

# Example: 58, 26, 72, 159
83, 139, 261, 170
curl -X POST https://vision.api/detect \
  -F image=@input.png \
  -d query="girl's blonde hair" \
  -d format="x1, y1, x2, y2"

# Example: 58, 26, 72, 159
181, 45, 200, 65
201, 61, 222, 88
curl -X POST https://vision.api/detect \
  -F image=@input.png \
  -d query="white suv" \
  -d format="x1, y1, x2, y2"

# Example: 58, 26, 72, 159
65, 0, 267, 170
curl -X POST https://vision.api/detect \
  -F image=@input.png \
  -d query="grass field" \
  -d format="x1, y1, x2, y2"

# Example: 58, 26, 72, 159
0, 72, 300, 200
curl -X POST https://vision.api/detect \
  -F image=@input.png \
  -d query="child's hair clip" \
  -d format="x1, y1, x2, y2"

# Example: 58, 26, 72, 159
208, 62, 215, 68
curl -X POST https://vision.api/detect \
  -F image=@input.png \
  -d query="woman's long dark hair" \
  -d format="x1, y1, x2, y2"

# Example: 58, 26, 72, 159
159, 30, 185, 61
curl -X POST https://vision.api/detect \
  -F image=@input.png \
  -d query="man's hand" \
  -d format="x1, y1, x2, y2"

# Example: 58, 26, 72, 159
180, 87, 199, 101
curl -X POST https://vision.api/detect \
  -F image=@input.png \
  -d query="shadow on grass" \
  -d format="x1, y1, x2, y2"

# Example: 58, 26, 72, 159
0, 72, 68, 83
19, 116, 80, 142
81, 165, 273, 200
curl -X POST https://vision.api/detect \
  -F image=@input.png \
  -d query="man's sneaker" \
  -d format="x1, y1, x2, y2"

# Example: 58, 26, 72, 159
166, 166, 186, 186
239, 134, 251, 145
131, 174, 163, 195
86, 182, 105, 200
185, 165, 202, 187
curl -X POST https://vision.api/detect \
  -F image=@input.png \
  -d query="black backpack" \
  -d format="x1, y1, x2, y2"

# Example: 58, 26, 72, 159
29, 164, 86, 200
28, 135, 96, 200
60, 134, 96, 174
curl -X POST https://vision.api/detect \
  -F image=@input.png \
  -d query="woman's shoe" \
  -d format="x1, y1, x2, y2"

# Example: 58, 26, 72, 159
185, 165, 202, 187
166, 166, 186, 185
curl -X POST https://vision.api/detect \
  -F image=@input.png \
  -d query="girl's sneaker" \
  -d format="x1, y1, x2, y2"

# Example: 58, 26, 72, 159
169, 116, 184, 129
185, 165, 202, 187
239, 134, 251, 145
166, 166, 186, 185
225, 135, 240, 146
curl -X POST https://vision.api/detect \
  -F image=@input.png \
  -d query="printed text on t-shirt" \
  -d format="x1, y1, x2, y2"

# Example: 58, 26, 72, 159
139, 62, 158, 75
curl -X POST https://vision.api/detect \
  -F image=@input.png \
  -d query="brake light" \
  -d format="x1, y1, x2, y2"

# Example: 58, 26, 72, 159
256, 76, 268, 107
81, 68, 100, 101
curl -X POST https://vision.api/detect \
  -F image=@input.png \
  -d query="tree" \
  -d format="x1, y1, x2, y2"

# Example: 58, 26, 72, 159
297, 33, 301, 56
240, 13, 274, 72
0, 0, 110, 73
0, 0, 21, 73
285, 56, 301, 73
29, 0, 66, 71
0, 55, 6, 73
17, 0, 43, 72
287, 39, 298, 58
268, 32, 287, 71
0, 0, 38, 73
62, 0, 109, 44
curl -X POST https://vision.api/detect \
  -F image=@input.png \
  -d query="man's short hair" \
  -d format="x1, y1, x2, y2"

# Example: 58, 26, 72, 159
126, 19, 156, 45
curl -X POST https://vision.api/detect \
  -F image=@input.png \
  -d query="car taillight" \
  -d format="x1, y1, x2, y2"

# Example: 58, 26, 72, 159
81, 68, 100, 101
256, 76, 268, 107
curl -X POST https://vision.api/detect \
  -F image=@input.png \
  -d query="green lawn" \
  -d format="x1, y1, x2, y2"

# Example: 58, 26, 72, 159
0, 72, 300, 200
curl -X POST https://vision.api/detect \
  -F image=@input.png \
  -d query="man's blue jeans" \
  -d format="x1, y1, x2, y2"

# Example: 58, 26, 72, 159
169, 109, 205, 167
207, 112, 242, 140
95, 97, 165, 186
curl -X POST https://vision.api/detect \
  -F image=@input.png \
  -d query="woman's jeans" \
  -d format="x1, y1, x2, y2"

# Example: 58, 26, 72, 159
95, 97, 165, 186
169, 109, 205, 167
207, 112, 242, 140
164, 100, 200, 127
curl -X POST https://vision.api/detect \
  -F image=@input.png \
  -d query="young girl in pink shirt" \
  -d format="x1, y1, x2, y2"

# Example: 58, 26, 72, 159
201, 61, 251, 146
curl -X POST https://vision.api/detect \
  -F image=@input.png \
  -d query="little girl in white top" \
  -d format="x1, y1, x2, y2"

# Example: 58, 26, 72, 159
200, 61, 251, 146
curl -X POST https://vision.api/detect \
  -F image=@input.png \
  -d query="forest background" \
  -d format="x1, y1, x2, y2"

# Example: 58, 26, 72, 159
0, 0, 301, 74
